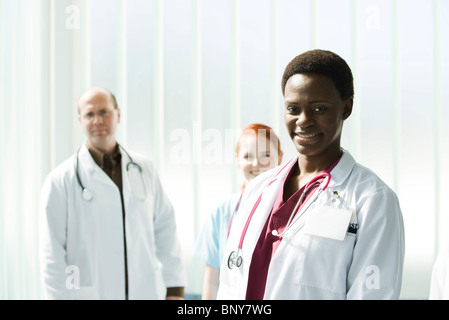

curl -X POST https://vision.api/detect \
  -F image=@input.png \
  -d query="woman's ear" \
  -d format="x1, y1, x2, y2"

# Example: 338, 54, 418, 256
342, 98, 353, 120
278, 150, 283, 165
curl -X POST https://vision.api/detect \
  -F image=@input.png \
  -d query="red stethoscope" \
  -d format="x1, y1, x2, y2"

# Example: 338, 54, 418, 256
227, 162, 331, 269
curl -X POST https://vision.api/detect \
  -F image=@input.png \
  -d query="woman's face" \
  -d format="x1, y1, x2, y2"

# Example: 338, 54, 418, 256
283, 73, 353, 159
236, 134, 282, 185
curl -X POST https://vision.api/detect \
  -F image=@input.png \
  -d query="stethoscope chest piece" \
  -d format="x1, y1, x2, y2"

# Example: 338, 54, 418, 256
82, 188, 93, 201
227, 250, 243, 269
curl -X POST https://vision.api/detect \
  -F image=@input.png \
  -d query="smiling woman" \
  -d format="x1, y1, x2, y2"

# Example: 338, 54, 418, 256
284, 73, 352, 162
193, 123, 283, 300
1, 0, 448, 300
217, 50, 405, 300
235, 124, 284, 187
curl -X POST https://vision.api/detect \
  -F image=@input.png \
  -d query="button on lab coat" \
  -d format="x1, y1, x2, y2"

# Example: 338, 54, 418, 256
217, 151, 405, 300
39, 144, 186, 299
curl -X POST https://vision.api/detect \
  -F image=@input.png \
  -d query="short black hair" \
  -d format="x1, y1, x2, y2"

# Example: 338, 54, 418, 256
281, 49, 354, 100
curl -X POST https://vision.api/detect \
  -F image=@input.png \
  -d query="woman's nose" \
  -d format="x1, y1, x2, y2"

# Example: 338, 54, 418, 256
295, 110, 313, 128
251, 157, 260, 166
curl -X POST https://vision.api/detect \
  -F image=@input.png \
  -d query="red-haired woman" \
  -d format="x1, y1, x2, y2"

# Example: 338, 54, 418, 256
193, 124, 283, 299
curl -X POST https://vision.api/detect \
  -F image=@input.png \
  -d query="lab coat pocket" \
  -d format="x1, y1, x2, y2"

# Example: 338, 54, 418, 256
295, 233, 355, 294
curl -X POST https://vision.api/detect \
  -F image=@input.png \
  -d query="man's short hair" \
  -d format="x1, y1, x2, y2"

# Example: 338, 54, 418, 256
281, 49, 354, 100
108, 90, 119, 109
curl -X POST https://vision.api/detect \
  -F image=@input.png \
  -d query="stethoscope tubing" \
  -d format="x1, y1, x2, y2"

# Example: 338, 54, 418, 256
226, 158, 295, 249
228, 166, 331, 269
75, 143, 142, 201
275, 172, 330, 238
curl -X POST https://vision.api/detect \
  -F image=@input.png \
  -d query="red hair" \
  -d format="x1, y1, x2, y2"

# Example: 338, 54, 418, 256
236, 123, 282, 156
235, 124, 282, 190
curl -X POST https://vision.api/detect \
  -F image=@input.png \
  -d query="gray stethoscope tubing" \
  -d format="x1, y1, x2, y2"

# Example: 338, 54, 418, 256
75, 144, 145, 201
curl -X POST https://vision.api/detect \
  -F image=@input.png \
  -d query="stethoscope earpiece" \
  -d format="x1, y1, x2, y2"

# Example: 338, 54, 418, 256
82, 188, 93, 201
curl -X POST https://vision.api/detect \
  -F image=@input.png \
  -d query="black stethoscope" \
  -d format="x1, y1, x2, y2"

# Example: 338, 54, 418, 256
74, 144, 147, 201
227, 159, 331, 269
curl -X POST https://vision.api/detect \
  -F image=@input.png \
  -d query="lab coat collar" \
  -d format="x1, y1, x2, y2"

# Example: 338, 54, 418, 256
79, 143, 97, 171
327, 149, 355, 189
86, 141, 121, 169
280, 149, 355, 189
269, 156, 299, 187
78, 143, 116, 187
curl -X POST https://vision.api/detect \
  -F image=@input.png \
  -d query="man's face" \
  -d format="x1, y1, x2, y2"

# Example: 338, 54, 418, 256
284, 73, 353, 158
78, 89, 120, 152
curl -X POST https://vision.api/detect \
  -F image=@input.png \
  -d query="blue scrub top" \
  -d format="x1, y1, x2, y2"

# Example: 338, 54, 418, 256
193, 193, 241, 269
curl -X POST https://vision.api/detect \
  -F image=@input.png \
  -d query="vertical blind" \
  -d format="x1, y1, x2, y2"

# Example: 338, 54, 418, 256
0, 0, 448, 299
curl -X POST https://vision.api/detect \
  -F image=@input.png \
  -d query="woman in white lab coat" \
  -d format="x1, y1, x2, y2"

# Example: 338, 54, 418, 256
39, 87, 185, 299
217, 50, 405, 300
193, 123, 283, 299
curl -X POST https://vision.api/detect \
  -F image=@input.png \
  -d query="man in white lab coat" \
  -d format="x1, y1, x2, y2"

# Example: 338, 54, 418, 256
39, 87, 186, 299
217, 50, 405, 300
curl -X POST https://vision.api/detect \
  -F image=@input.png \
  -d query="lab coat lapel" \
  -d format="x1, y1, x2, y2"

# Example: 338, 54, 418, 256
278, 150, 357, 240
241, 156, 299, 262
326, 149, 356, 189
119, 146, 132, 207
78, 143, 116, 187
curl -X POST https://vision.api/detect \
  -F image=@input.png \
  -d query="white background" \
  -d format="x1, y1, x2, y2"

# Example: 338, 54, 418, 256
1, 0, 448, 299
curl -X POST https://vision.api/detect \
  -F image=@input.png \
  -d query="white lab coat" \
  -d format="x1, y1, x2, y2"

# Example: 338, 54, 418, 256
217, 150, 405, 300
39, 144, 186, 299
429, 248, 449, 299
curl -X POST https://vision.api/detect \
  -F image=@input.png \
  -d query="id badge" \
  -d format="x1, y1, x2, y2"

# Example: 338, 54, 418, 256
302, 206, 353, 241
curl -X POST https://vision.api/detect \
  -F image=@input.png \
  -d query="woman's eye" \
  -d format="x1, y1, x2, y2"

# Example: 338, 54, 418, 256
286, 106, 299, 113
313, 106, 328, 113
